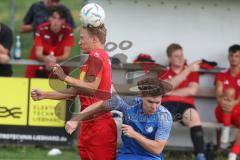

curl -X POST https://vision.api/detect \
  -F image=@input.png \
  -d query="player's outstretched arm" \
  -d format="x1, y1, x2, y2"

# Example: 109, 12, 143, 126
65, 100, 111, 135
65, 94, 127, 134
31, 87, 78, 101
70, 93, 125, 121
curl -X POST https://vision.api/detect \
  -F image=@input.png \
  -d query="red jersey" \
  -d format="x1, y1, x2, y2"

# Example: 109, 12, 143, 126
215, 69, 240, 98
26, 22, 74, 78
79, 49, 112, 110
160, 68, 199, 105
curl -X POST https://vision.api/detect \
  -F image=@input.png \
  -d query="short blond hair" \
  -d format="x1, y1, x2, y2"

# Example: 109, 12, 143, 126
83, 25, 107, 44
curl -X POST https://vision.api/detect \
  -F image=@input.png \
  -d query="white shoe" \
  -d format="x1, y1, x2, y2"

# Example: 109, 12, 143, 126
221, 126, 230, 144
228, 152, 237, 160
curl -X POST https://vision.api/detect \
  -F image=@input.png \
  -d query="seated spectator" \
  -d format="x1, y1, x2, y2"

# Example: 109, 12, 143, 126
159, 43, 206, 160
215, 44, 240, 160
21, 0, 75, 33
0, 23, 13, 77
25, 5, 74, 78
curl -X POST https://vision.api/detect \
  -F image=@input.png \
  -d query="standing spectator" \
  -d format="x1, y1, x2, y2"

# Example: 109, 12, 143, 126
160, 43, 206, 160
25, 5, 74, 78
21, 0, 75, 33
0, 23, 13, 77
215, 44, 240, 160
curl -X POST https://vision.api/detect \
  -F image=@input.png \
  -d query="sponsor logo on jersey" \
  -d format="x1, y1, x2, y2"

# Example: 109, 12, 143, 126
145, 124, 154, 133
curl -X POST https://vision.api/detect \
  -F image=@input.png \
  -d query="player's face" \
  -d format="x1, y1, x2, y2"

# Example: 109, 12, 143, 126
169, 49, 185, 68
142, 96, 162, 114
228, 52, 240, 67
79, 28, 94, 53
49, 12, 65, 33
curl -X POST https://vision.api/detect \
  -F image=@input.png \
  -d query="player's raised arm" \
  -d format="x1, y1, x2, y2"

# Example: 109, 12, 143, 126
166, 60, 201, 88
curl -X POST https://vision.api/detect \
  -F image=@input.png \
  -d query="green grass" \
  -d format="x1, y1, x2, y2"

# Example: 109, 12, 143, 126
0, 145, 79, 160
0, 145, 237, 160
0, 0, 82, 77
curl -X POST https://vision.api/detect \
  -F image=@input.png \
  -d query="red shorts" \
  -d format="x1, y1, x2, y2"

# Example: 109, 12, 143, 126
78, 112, 117, 160
215, 104, 240, 128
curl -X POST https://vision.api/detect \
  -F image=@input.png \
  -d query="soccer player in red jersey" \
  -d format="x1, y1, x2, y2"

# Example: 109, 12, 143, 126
159, 43, 206, 160
31, 24, 117, 160
25, 5, 74, 78
215, 44, 240, 160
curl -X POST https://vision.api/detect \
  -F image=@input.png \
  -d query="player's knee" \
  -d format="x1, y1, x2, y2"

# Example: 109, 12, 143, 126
183, 109, 201, 126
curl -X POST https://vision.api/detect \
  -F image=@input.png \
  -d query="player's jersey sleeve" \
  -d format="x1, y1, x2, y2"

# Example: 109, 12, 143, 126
86, 54, 104, 78
187, 71, 199, 83
0, 25, 13, 51
64, 29, 74, 47
155, 108, 173, 141
107, 95, 138, 113
34, 28, 43, 47
215, 72, 224, 84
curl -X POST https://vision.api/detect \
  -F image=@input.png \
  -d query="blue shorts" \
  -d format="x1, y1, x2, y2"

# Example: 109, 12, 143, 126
117, 153, 163, 160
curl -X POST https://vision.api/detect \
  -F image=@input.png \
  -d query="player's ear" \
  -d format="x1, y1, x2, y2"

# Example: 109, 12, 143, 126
92, 35, 98, 44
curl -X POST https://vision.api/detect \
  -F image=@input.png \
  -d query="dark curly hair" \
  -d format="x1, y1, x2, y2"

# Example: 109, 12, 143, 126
137, 78, 173, 97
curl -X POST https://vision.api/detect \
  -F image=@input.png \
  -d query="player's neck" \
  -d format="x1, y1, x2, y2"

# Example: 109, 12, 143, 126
93, 43, 104, 50
229, 65, 240, 76
171, 65, 184, 74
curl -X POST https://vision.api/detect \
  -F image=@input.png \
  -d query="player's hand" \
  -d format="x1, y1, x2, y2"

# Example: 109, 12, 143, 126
31, 89, 45, 101
43, 55, 56, 70
122, 124, 137, 138
65, 120, 79, 135
188, 60, 202, 72
221, 97, 236, 112
52, 64, 67, 81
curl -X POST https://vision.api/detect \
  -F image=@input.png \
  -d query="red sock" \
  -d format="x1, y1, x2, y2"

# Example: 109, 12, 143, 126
231, 144, 240, 154
223, 113, 231, 126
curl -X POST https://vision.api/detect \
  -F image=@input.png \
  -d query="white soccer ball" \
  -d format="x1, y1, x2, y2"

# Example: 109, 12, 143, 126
79, 3, 105, 27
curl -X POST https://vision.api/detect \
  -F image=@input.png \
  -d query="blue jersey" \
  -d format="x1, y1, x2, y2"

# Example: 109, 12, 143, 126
108, 96, 173, 160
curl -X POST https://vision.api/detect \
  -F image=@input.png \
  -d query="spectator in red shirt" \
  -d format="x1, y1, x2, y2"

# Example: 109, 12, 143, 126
215, 44, 240, 160
159, 43, 206, 160
21, 0, 75, 33
31, 24, 117, 160
25, 5, 74, 78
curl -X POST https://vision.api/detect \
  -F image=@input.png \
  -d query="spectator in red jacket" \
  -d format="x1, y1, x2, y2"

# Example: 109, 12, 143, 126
25, 5, 74, 78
